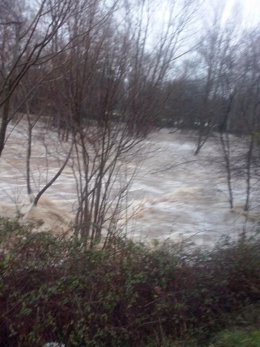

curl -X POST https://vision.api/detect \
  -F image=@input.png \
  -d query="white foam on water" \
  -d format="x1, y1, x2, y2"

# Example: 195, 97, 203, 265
0, 122, 258, 246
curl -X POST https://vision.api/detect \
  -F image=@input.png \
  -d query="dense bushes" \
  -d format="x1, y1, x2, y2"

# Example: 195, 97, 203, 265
0, 218, 259, 346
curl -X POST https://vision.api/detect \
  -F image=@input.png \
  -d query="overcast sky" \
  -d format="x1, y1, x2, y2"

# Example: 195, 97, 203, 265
206, 0, 260, 27
153, 0, 260, 42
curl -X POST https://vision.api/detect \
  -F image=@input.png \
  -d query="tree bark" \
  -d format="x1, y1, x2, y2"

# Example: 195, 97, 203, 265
0, 92, 10, 157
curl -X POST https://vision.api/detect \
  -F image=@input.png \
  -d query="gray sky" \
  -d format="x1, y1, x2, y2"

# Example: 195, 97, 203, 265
208, 0, 260, 27
153, 0, 260, 44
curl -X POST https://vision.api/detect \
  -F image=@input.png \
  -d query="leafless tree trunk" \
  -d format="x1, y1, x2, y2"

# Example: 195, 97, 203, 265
0, 86, 10, 156
244, 135, 254, 211
0, 0, 74, 156
56, 0, 200, 248
33, 141, 73, 207
219, 131, 234, 209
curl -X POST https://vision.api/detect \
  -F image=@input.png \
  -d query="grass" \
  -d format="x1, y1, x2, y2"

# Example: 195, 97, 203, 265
0, 217, 259, 346
209, 329, 260, 347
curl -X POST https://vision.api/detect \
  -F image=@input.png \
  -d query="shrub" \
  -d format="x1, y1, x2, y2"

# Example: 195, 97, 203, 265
0, 218, 259, 346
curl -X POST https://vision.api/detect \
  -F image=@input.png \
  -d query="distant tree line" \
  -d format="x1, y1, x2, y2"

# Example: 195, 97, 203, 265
159, 26, 260, 140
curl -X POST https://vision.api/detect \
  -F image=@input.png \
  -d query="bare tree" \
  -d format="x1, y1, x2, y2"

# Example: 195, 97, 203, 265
196, 22, 260, 213
234, 29, 260, 211
0, 0, 200, 246
0, 0, 74, 156
46, 0, 200, 247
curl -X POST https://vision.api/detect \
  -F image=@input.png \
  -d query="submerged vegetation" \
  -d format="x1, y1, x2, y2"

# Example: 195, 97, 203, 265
0, 218, 259, 346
